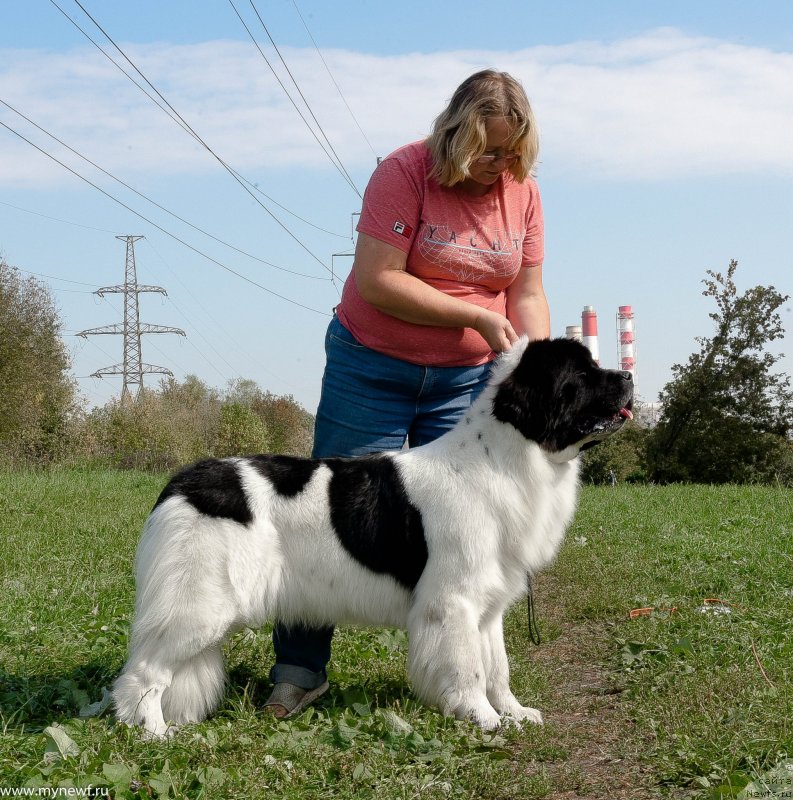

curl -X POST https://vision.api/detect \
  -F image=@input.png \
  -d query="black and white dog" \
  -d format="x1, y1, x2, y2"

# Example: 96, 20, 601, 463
113, 337, 633, 737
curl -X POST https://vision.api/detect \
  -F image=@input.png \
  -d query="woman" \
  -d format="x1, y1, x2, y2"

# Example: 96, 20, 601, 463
264, 69, 549, 718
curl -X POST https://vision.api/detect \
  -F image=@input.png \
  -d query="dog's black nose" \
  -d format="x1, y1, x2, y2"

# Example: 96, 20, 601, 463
619, 371, 633, 382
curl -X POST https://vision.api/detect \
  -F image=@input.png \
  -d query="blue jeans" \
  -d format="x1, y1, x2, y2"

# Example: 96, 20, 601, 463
270, 315, 493, 689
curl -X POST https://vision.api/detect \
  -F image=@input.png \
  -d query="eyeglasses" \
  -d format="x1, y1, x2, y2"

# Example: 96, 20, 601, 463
474, 150, 520, 165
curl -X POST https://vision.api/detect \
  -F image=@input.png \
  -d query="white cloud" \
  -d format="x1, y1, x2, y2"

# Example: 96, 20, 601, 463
1, 28, 792, 186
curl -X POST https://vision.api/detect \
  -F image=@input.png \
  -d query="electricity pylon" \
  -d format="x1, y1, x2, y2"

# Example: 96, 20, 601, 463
77, 235, 185, 401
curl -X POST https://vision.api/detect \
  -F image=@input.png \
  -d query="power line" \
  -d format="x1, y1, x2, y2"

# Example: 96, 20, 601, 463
63, 0, 333, 268
233, 0, 362, 198
0, 199, 119, 234
0, 116, 332, 316
290, 0, 378, 161
45, 0, 353, 240
141, 239, 289, 387
48, 0, 203, 144
99, 242, 314, 394
225, 166, 350, 239
51, 0, 336, 273
137, 242, 252, 383
0, 98, 329, 280
78, 336, 122, 371
11, 266, 97, 287
226, 0, 351, 192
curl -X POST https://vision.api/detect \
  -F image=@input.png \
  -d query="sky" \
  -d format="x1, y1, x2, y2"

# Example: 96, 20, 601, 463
1, 0, 792, 415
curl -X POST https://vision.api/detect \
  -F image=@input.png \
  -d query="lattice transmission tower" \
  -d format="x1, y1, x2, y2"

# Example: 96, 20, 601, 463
77, 235, 185, 401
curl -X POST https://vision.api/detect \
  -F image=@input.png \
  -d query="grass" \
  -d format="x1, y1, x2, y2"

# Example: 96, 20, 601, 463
0, 470, 791, 799
545, 484, 793, 799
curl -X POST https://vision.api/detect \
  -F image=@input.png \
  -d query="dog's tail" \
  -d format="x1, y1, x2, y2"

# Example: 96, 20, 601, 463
114, 499, 239, 734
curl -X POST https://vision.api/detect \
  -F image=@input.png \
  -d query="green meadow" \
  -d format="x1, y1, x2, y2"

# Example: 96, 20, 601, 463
1, 470, 791, 799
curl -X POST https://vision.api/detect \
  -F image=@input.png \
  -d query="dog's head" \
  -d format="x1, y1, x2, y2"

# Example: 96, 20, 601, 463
491, 337, 634, 462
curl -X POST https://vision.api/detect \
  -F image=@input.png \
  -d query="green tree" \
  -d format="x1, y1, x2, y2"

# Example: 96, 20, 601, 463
0, 260, 76, 463
580, 420, 648, 484
646, 260, 793, 484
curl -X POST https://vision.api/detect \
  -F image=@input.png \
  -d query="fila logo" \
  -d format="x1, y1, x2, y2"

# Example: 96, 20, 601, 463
393, 221, 413, 238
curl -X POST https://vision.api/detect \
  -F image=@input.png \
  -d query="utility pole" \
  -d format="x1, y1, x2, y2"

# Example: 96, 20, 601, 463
77, 235, 185, 401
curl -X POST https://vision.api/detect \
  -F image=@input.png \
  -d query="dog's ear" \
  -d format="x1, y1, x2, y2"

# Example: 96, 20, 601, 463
491, 350, 552, 443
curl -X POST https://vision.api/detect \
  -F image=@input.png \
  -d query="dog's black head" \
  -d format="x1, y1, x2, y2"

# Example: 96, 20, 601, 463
492, 337, 634, 460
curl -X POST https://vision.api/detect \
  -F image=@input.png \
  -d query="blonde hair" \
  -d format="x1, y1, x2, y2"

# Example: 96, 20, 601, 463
426, 70, 539, 187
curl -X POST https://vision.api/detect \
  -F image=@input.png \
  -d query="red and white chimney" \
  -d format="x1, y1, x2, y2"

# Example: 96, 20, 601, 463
581, 306, 599, 364
617, 305, 636, 381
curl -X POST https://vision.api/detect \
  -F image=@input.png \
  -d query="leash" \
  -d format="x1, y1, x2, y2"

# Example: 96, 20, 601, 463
526, 572, 541, 646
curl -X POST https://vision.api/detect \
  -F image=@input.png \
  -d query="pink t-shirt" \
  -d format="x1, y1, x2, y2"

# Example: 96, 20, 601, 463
337, 141, 544, 367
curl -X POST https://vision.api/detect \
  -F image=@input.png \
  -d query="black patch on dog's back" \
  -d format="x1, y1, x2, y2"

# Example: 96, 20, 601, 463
325, 456, 427, 590
154, 459, 252, 524
248, 454, 319, 497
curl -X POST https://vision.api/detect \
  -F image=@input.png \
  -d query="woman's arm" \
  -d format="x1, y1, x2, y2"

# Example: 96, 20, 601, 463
353, 232, 518, 352
505, 264, 550, 341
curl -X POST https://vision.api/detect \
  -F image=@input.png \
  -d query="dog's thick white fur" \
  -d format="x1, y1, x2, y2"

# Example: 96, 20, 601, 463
113, 337, 633, 737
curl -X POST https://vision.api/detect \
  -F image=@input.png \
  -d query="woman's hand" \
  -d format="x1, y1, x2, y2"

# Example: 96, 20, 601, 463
473, 309, 519, 352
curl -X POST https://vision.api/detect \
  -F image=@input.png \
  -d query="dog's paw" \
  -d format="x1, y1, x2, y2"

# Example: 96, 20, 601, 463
501, 705, 543, 726
465, 703, 502, 730
132, 719, 176, 740
489, 691, 543, 724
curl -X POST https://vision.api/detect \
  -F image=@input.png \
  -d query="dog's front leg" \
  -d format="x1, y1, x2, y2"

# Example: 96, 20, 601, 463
407, 598, 501, 729
480, 614, 543, 725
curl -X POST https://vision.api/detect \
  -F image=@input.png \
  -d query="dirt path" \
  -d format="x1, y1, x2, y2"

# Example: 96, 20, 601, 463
515, 577, 693, 799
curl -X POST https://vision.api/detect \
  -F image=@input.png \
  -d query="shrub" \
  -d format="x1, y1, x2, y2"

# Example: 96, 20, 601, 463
0, 261, 77, 465
214, 403, 271, 458
66, 375, 313, 470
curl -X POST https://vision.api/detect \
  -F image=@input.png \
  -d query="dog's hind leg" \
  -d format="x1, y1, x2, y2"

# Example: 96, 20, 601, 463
480, 613, 542, 725
113, 508, 241, 737
113, 657, 173, 738
114, 621, 231, 737
160, 644, 226, 727
407, 598, 501, 729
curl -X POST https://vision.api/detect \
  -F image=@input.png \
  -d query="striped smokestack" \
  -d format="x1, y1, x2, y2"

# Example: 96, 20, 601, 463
617, 305, 636, 383
581, 306, 599, 364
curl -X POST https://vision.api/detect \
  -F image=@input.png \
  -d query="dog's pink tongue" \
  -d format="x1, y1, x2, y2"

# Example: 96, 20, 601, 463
619, 407, 633, 421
